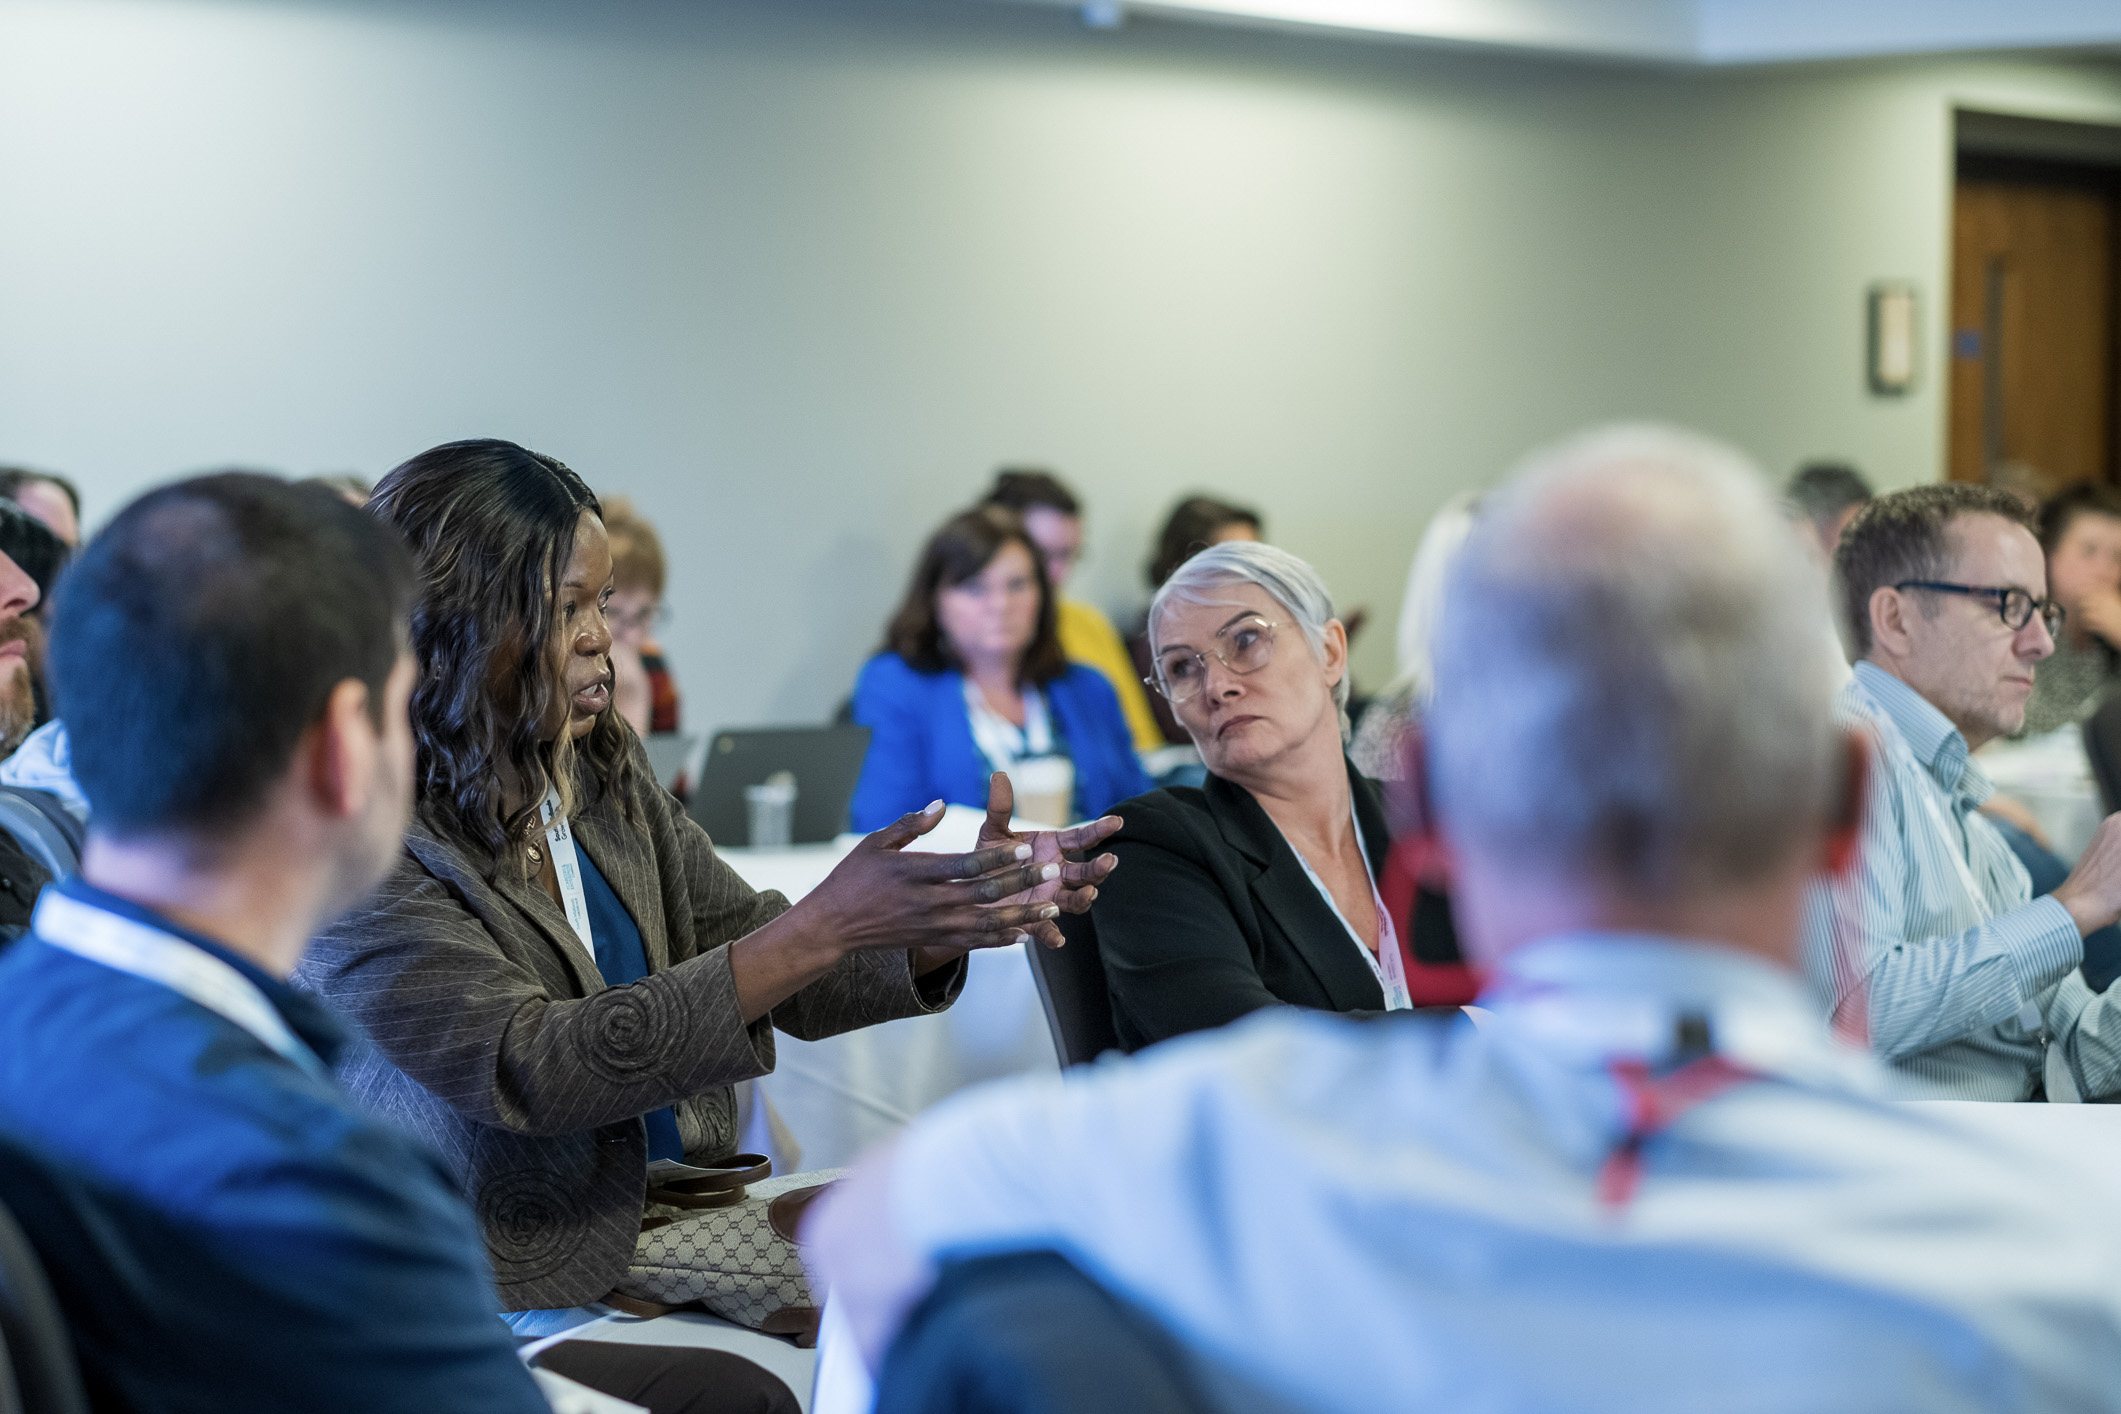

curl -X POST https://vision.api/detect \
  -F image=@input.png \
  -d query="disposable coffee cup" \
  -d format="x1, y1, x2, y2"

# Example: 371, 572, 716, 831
1009, 756, 1075, 828
744, 772, 798, 849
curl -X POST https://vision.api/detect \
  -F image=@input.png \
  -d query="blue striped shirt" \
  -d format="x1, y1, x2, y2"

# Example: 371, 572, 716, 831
1798, 662, 2115, 1099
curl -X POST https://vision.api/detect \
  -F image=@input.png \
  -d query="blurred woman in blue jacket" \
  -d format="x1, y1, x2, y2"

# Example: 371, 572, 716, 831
851, 505, 1150, 832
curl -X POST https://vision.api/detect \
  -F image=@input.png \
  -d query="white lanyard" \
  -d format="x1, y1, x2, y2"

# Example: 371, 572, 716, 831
1907, 747, 2077, 1096
32, 890, 330, 1082
1290, 804, 1410, 1011
964, 679, 1054, 772
1910, 756, 1992, 923
539, 786, 597, 959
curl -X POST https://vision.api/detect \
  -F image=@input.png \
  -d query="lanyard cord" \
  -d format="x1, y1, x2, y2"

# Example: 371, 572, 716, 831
33, 891, 329, 1082
1596, 1014, 1761, 1211
538, 786, 596, 957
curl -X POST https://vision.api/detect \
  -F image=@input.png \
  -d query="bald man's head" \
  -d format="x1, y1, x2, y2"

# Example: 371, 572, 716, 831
1428, 424, 1840, 902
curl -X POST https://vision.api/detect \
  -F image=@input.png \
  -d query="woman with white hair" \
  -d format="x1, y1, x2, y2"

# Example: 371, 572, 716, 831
1088, 542, 1462, 1051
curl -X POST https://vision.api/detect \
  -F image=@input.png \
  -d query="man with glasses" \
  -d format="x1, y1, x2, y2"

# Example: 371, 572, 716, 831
1802, 483, 2121, 1100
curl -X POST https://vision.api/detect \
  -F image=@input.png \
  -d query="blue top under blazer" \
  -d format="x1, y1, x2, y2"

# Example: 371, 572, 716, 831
848, 653, 1153, 832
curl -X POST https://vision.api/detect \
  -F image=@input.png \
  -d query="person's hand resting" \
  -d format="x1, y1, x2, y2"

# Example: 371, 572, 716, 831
2050, 813, 2121, 937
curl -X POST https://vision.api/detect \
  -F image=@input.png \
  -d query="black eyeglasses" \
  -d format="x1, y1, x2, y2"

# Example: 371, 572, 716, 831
1894, 580, 2064, 636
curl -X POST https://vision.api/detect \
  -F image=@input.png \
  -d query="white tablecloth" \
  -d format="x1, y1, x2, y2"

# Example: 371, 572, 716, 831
718, 807, 1060, 1173
1977, 728, 2108, 864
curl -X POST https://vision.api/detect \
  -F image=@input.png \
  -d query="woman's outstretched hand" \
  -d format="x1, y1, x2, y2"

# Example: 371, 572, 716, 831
801, 799, 1073, 957
973, 772, 1121, 949
730, 790, 1126, 1019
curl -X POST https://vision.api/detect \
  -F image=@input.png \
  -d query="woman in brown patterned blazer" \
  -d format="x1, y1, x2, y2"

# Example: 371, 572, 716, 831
297, 439, 1117, 1342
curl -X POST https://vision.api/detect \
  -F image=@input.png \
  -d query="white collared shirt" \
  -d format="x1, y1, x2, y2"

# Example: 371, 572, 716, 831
888, 932, 2121, 1413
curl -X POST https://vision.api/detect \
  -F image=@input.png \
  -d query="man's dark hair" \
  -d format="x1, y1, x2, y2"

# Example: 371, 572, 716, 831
1786, 462, 1873, 542
2038, 482, 2121, 554
1835, 483, 2038, 657
50, 474, 414, 840
984, 468, 1079, 518
884, 505, 1067, 686
0, 468, 82, 521
1148, 494, 1263, 589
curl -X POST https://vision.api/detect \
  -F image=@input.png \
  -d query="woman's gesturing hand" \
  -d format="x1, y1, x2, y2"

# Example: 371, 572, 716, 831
731, 790, 1127, 1020
972, 772, 1122, 949
801, 799, 1077, 956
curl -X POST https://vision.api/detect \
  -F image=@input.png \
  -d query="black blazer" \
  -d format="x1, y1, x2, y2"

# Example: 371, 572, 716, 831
1094, 758, 1457, 1051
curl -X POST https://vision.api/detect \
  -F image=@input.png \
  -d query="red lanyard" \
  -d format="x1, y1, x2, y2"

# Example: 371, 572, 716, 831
1597, 1049, 1761, 1210
1379, 833, 1482, 1007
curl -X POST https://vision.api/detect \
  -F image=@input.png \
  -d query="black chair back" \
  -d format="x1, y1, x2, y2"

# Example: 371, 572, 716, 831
0, 1189, 88, 1414
1026, 908, 1123, 1067
2087, 692, 2121, 815
876, 1250, 1214, 1414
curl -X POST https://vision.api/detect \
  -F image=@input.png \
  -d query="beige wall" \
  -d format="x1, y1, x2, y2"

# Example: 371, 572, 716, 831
3, 0, 2120, 732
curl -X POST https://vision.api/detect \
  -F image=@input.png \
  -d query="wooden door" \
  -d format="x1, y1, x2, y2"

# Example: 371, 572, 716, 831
1948, 177, 2117, 489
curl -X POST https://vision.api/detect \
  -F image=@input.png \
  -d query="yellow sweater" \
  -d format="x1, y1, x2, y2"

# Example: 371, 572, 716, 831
1057, 598, 1164, 756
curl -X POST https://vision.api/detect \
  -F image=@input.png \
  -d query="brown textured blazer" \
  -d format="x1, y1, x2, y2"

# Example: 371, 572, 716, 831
297, 743, 962, 1311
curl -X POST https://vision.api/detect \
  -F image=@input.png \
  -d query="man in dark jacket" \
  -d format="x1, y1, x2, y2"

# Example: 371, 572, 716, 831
0, 475, 790, 1412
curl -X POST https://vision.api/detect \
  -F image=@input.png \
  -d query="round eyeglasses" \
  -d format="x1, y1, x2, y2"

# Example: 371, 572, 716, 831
1147, 616, 1279, 703
1893, 580, 2064, 637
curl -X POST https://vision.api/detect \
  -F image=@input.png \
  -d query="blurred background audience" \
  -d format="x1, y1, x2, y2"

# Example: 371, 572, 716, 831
601, 494, 683, 738
2025, 483, 2121, 737
850, 504, 1148, 830
982, 468, 1164, 758
1785, 460, 1875, 563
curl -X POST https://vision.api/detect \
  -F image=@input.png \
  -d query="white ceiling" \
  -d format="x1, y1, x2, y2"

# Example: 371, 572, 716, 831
1004, 0, 2121, 66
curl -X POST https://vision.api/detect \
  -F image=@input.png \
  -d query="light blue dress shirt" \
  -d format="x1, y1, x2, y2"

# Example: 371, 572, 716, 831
886, 932, 2121, 1413
1796, 662, 2121, 1100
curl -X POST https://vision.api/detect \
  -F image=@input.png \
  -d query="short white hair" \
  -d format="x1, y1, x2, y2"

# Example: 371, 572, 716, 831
1427, 424, 1839, 898
1150, 541, 1350, 731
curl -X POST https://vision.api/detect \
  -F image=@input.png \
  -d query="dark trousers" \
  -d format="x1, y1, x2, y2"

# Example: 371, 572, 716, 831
538, 1341, 799, 1414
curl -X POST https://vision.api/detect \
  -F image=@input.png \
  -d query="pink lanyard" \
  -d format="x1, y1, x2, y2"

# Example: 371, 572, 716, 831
1597, 1049, 1761, 1210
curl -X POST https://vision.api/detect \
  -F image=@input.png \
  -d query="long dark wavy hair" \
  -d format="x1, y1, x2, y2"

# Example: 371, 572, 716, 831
883, 504, 1066, 686
369, 438, 638, 869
